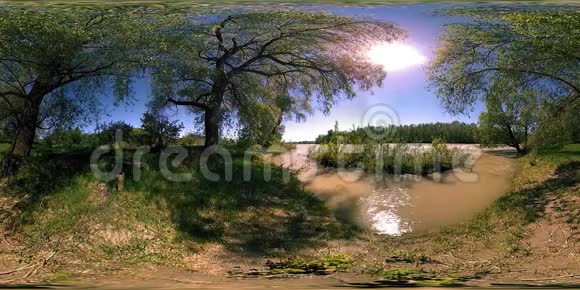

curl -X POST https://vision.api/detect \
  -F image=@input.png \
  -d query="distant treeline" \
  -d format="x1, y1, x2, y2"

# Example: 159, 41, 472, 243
0, 120, 205, 149
315, 122, 479, 144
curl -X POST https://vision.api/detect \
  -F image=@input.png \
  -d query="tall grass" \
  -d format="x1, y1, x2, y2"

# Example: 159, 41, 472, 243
309, 138, 471, 175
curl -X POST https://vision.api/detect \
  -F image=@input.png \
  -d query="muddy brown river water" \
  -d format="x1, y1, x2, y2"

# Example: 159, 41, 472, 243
274, 144, 516, 235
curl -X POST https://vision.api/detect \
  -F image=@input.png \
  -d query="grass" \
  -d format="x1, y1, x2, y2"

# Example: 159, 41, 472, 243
1, 146, 358, 272
1, 143, 578, 280
432, 143, 580, 255
349, 144, 580, 286
348, 267, 465, 287
11, 175, 185, 268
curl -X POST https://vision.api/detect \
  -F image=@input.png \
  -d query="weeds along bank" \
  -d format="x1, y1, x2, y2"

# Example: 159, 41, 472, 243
309, 138, 473, 175
0, 146, 358, 278
366, 144, 579, 285
0, 144, 578, 285
443, 144, 579, 256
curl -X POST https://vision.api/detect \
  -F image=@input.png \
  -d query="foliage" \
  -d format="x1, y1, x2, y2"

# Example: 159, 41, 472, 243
0, 127, 11, 143
154, 10, 404, 146
237, 102, 285, 147
42, 128, 85, 147
267, 254, 354, 274
0, 7, 160, 159
528, 100, 580, 150
476, 78, 538, 152
178, 132, 205, 146
361, 268, 463, 287
428, 8, 580, 150
310, 138, 471, 175
315, 122, 478, 144
140, 109, 184, 149
429, 9, 579, 114
96, 121, 134, 146
0, 143, 9, 154
385, 250, 432, 264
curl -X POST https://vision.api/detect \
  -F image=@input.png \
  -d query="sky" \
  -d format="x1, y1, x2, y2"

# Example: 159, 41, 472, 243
93, 4, 483, 142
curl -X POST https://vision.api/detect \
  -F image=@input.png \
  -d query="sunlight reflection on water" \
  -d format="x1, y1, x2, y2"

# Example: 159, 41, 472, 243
360, 181, 412, 235
275, 144, 514, 236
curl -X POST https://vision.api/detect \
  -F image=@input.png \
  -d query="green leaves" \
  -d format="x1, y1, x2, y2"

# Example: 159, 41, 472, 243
429, 7, 579, 150
428, 8, 580, 115
154, 10, 403, 143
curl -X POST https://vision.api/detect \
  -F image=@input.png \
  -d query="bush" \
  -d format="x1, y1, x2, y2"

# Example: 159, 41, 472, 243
309, 138, 470, 175
267, 253, 354, 274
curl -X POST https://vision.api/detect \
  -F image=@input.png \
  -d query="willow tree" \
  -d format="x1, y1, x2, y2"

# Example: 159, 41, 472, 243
0, 9, 158, 174
477, 78, 538, 152
428, 9, 580, 146
153, 11, 403, 147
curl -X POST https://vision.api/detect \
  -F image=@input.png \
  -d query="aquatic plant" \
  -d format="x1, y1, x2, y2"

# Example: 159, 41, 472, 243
309, 138, 471, 175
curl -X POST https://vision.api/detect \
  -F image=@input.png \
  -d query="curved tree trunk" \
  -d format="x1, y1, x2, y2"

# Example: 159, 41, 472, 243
505, 124, 524, 153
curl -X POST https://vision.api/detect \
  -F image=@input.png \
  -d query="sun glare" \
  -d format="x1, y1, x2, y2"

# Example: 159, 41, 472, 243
367, 42, 427, 72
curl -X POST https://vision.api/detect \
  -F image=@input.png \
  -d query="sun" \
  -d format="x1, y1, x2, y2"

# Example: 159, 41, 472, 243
367, 42, 427, 72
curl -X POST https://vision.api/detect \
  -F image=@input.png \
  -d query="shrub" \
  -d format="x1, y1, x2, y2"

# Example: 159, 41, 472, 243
309, 139, 470, 175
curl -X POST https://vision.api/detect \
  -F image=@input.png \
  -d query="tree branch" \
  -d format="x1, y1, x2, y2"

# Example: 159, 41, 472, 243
468, 67, 580, 95
167, 93, 210, 110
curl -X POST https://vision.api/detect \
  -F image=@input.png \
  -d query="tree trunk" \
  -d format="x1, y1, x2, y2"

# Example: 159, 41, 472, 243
505, 124, 523, 153
204, 108, 220, 147
513, 141, 523, 153
1, 96, 42, 176
523, 124, 529, 148
203, 74, 226, 148
10, 122, 36, 157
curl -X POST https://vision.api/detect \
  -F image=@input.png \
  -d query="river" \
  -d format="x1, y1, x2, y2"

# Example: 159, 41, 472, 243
273, 144, 516, 235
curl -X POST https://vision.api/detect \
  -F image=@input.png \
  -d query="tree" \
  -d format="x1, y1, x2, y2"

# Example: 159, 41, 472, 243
0, 8, 157, 174
529, 97, 580, 149
140, 109, 184, 149
314, 122, 479, 144
428, 8, 580, 149
42, 128, 84, 147
97, 121, 133, 146
236, 98, 286, 147
477, 79, 538, 152
154, 11, 403, 147
429, 9, 579, 113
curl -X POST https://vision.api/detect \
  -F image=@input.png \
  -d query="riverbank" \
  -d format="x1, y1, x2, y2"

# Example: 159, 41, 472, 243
0, 144, 578, 287
354, 144, 579, 286
273, 144, 517, 235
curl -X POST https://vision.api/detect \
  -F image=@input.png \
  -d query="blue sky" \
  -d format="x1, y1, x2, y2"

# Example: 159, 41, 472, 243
93, 4, 483, 142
